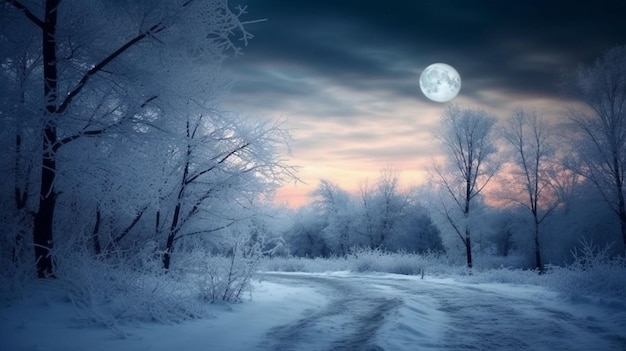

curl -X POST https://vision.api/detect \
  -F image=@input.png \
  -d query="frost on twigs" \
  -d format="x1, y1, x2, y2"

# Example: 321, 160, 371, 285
175, 231, 264, 303
546, 238, 626, 299
51, 240, 205, 332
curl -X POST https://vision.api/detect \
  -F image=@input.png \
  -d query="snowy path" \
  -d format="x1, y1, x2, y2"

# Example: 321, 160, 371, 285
2, 272, 625, 350
257, 273, 626, 351
259, 274, 402, 350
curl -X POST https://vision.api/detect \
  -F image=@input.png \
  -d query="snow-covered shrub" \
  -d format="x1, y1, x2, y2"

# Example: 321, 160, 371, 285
0, 216, 34, 304
261, 257, 308, 272
260, 255, 351, 272
472, 250, 531, 270
261, 249, 458, 276
350, 248, 417, 275
459, 267, 543, 285
0, 248, 34, 304
348, 248, 457, 276
51, 241, 204, 334
178, 251, 259, 303
176, 232, 262, 303
546, 239, 626, 299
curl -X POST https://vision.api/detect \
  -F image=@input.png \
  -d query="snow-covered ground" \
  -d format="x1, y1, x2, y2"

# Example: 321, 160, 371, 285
2, 272, 625, 350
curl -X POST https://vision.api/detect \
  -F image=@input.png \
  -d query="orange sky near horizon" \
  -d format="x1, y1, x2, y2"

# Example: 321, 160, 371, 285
252, 91, 584, 209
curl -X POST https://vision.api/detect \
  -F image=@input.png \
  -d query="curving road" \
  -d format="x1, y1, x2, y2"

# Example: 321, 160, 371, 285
257, 273, 626, 351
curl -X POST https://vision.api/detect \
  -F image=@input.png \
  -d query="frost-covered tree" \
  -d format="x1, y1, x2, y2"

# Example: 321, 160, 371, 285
358, 169, 408, 249
501, 109, 561, 272
433, 105, 499, 268
1, 0, 252, 276
283, 207, 329, 257
312, 179, 357, 256
159, 114, 295, 269
570, 45, 626, 252
288, 174, 443, 257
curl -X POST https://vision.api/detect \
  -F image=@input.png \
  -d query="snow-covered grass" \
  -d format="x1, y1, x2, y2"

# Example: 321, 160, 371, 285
261, 249, 459, 276
0, 277, 327, 351
262, 247, 626, 300
0, 241, 263, 335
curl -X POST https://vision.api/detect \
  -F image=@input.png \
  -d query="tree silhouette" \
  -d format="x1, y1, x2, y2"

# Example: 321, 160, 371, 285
571, 45, 626, 252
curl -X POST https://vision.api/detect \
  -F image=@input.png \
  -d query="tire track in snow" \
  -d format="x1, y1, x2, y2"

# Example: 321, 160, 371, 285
369, 276, 625, 350
259, 273, 625, 351
258, 273, 402, 351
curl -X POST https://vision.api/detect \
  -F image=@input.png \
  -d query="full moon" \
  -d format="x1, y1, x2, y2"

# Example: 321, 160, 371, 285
419, 63, 461, 102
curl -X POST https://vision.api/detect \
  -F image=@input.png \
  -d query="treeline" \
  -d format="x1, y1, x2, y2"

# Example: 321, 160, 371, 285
277, 168, 621, 270
281, 172, 444, 258
278, 46, 626, 270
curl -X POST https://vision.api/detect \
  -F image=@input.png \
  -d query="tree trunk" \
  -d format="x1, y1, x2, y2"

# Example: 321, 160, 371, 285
162, 200, 182, 270
614, 156, 626, 251
34, 136, 56, 277
162, 231, 175, 270
92, 206, 102, 255
465, 181, 473, 269
464, 205, 473, 269
33, 0, 60, 278
534, 220, 543, 273
616, 191, 626, 253
465, 228, 473, 269
13, 134, 29, 262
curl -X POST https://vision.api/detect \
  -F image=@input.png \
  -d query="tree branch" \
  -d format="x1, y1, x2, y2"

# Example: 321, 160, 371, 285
6, 0, 44, 29
52, 94, 158, 151
173, 220, 236, 242
185, 142, 250, 185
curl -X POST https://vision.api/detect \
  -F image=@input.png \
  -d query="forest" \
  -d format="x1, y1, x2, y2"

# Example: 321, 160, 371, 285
1, 0, 625, 338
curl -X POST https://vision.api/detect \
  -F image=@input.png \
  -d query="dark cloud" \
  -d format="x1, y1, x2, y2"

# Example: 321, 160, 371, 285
223, 1, 626, 204
229, 0, 626, 103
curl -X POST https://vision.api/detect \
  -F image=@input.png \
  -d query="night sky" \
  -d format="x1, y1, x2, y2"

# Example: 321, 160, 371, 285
221, 0, 626, 206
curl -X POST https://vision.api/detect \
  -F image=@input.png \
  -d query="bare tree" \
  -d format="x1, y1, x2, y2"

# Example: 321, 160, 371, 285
160, 114, 295, 269
502, 108, 560, 272
434, 105, 498, 268
570, 45, 626, 252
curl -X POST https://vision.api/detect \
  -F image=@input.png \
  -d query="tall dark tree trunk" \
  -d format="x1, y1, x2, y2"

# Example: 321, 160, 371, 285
33, 0, 60, 278
162, 201, 181, 270
465, 173, 473, 269
465, 231, 473, 269
465, 205, 472, 269
534, 220, 543, 273
619, 206, 626, 250
13, 133, 29, 262
613, 156, 626, 250
92, 206, 102, 255
162, 120, 194, 270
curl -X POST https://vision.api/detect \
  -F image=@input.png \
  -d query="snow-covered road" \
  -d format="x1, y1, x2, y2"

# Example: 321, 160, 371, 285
3, 272, 625, 350
257, 272, 626, 351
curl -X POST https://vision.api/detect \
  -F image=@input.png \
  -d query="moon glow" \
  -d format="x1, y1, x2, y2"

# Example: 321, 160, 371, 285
419, 63, 461, 102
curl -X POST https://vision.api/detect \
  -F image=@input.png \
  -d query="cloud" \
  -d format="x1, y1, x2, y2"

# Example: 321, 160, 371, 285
224, 0, 626, 206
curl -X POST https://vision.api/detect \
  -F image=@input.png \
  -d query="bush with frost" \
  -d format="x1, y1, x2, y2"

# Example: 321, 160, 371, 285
175, 231, 264, 303
546, 239, 626, 299
51, 240, 204, 336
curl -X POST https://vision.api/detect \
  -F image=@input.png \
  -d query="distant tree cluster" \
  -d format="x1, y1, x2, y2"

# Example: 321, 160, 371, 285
281, 171, 444, 258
